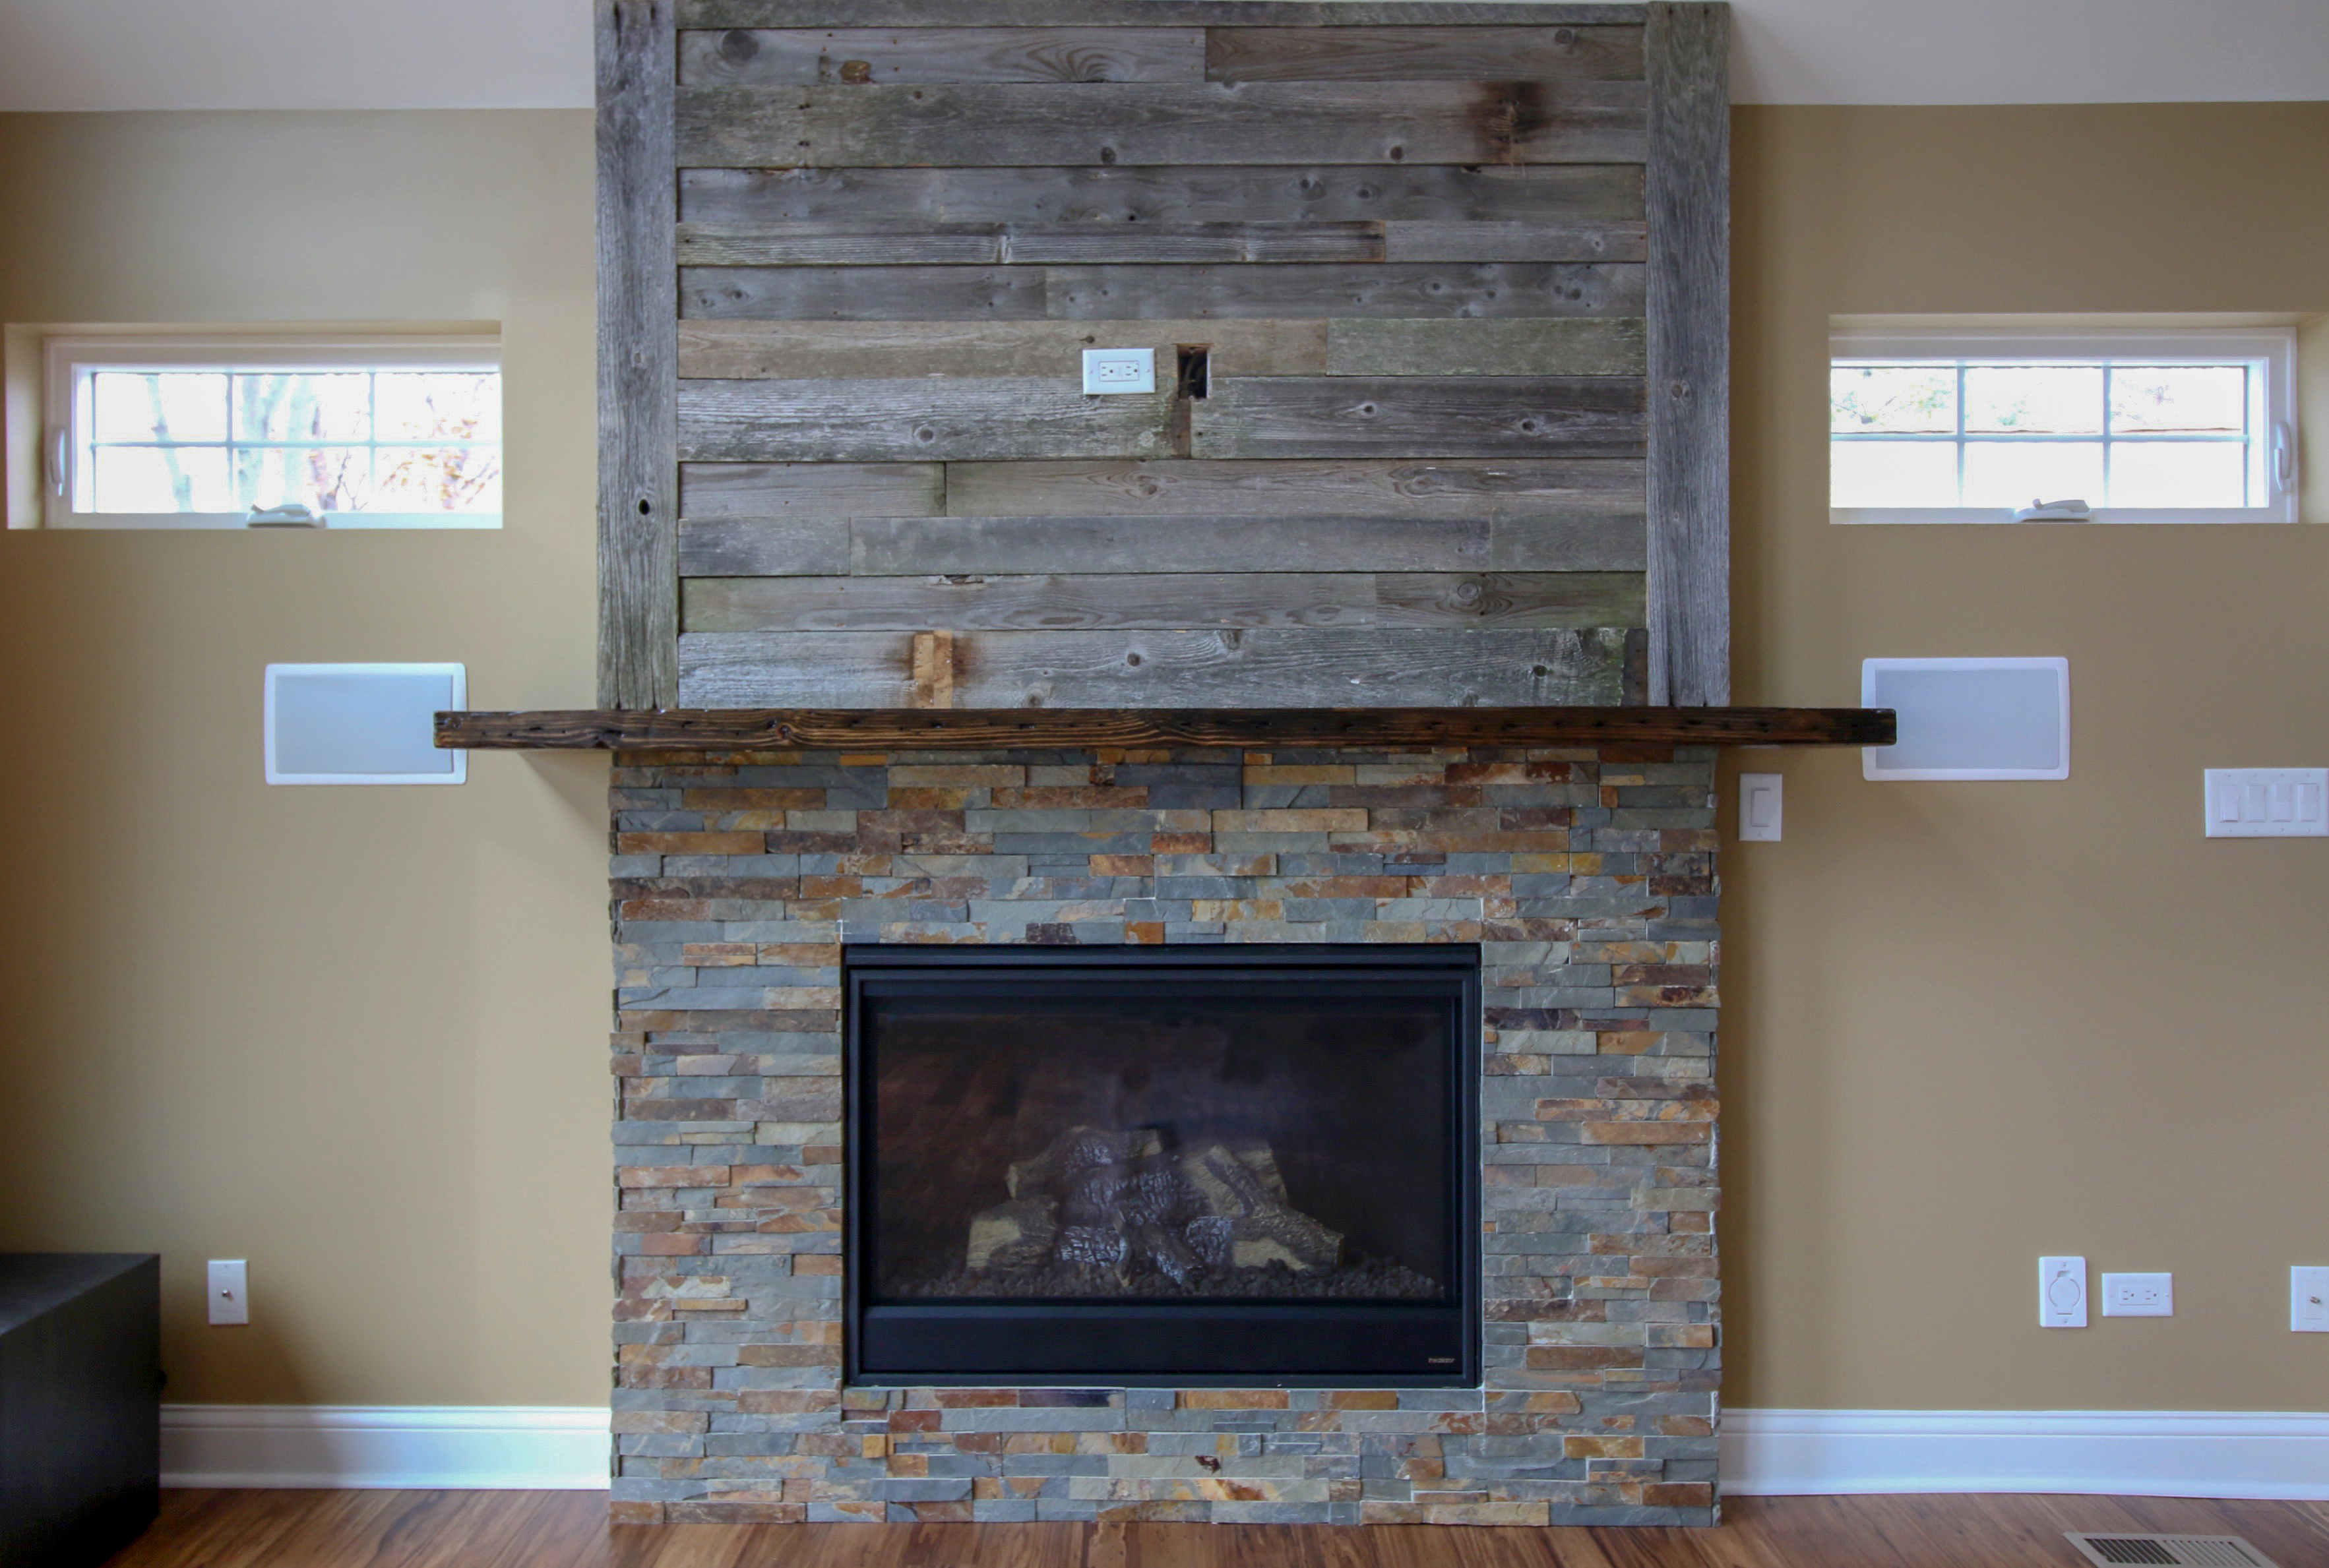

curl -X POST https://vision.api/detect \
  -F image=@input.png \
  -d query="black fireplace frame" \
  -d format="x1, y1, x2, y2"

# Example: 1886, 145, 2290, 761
844, 944, 1481, 1388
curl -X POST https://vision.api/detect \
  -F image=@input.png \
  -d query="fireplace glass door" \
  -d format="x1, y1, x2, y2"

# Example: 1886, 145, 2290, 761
847, 947, 1478, 1385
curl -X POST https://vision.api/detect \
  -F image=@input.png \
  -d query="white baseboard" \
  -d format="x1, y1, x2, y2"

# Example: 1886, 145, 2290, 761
1723, 1408, 2329, 1499
161, 1405, 609, 1490
160, 1403, 2329, 1499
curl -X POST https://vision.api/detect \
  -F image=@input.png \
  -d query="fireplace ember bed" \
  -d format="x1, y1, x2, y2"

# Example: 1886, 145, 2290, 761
847, 947, 1481, 1387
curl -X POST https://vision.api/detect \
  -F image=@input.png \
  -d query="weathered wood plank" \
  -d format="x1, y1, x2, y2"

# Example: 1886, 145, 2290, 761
1325, 318, 1645, 376
677, 626, 1634, 708
1043, 262, 1643, 320
679, 164, 1642, 227
682, 570, 1645, 632
678, 461, 943, 518
1644, 0, 1729, 706
678, 3, 1652, 30
1192, 377, 1644, 460
683, 265, 1049, 320
678, 516, 851, 576
1381, 220, 1645, 262
675, 377, 1177, 462
675, 82, 1648, 167
1206, 26, 1643, 82
843, 512, 1644, 575
941, 457, 1644, 520
678, 28, 1206, 84
678, 319, 1328, 379
596, 0, 679, 709
675, 222, 1390, 266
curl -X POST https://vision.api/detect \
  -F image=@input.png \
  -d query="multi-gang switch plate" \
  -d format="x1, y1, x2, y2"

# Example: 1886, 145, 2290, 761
2204, 769, 2328, 837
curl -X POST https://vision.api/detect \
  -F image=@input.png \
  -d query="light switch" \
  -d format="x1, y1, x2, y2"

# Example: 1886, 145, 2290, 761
2204, 769, 2328, 837
208, 1259, 250, 1325
2039, 1255, 2087, 1327
2294, 1267, 2329, 1332
2100, 1271, 2172, 1317
1081, 348, 1155, 395
1738, 773, 1783, 841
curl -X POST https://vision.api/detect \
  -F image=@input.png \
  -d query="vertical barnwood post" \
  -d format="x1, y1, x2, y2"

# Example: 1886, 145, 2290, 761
1644, 1, 1731, 706
596, 0, 678, 709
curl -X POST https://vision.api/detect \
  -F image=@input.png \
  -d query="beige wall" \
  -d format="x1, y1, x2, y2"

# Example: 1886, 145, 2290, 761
1725, 102, 2329, 1409
0, 110, 610, 1406
3, 101, 2325, 1415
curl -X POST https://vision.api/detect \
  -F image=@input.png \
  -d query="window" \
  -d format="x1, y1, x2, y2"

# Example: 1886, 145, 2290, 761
1831, 324, 2298, 524
38, 334, 501, 529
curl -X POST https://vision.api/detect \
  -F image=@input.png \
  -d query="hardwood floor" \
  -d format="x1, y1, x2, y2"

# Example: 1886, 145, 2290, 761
108, 1490, 2329, 1567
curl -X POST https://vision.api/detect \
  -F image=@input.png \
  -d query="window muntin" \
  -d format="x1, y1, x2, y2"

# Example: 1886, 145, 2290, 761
42, 336, 501, 529
1830, 328, 2297, 524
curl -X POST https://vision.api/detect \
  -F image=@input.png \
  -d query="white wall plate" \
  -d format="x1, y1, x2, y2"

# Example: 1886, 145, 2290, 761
264, 663, 466, 785
1081, 347, 1155, 394
1862, 656, 2070, 780
2204, 769, 2328, 837
2100, 1271, 2173, 1317
2039, 1255, 2087, 1328
1738, 773, 1783, 841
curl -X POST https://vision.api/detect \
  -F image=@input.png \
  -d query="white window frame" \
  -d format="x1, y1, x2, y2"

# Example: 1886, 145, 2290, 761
1830, 324, 2299, 525
40, 333, 502, 530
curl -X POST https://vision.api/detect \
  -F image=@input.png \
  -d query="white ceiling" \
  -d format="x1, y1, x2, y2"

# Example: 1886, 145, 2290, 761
1, 0, 2324, 111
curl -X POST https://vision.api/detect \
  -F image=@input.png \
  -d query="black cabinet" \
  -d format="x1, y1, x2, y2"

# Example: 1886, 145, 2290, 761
0, 1255, 161, 1567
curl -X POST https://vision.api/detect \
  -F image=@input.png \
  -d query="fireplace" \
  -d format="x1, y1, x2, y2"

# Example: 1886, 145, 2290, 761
846, 946, 1480, 1387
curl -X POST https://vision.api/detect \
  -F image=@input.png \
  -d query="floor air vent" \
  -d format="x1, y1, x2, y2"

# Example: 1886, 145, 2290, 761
2066, 1535, 2279, 1568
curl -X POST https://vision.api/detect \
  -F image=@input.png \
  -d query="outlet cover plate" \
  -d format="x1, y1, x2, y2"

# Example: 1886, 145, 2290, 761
2293, 1267, 2329, 1332
2101, 1271, 2173, 1317
2204, 769, 2328, 837
1739, 773, 1783, 841
207, 1259, 249, 1325
1082, 347, 1156, 395
2039, 1255, 2087, 1327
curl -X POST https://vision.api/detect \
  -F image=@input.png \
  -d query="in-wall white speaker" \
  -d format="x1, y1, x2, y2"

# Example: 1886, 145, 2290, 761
1861, 657, 2069, 781
264, 663, 466, 785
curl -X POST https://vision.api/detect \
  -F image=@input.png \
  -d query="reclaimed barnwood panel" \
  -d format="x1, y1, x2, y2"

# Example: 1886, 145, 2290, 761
677, 460, 944, 518
844, 512, 1644, 575
677, 4, 1654, 32
683, 571, 1645, 632
1644, 0, 1729, 706
679, 516, 851, 576
675, 222, 1393, 266
442, 704, 1888, 752
679, 164, 1643, 226
677, 626, 1634, 707
596, 0, 679, 709
1191, 377, 1645, 460
1324, 317, 1645, 376
675, 377, 1177, 462
940, 457, 1644, 520
683, 261, 1642, 320
677, 319, 1330, 378
675, 82, 1648, 168
1380, 220, 1644, 262
677, 28, 1208, 85
1206, 25, 1644, 82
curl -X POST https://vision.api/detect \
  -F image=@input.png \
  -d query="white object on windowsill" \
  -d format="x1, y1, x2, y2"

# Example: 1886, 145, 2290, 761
2009, 497, 2091, 522
246, 503, 323, 528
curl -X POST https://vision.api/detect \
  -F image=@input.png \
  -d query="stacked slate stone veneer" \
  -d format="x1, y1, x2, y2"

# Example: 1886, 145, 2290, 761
609, 746, 1721, 1526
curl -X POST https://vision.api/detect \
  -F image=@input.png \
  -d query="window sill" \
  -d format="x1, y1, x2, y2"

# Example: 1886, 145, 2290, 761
30, 512, 503, 531
1831, 506, 2296, 526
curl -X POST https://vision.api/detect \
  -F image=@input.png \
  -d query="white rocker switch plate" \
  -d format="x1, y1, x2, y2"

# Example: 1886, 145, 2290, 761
2204, 769, 2328, 837
1082, 347, 1156, 394
1738, 773, 1782, 841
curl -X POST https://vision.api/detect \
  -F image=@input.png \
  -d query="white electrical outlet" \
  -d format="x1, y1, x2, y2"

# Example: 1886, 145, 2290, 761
1738, 773, 1783, 841
2293, 1267, 2329, 1333
2204, 769, 2328, 837
207, 1259, 250, 1325
2039, 1256, 2087, 1327
1081, 347, 1156, 395
2101, 1271, 2173, 1317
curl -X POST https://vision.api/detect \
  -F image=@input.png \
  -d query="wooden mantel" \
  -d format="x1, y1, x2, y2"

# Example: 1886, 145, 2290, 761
435, 706, 1892, 751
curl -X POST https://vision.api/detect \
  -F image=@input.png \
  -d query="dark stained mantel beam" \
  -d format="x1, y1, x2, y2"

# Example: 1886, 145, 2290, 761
436, 706, 1893, 752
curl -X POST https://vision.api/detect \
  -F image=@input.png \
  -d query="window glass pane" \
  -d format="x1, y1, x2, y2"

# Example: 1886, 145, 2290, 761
375, 447, 503, 512
232, 373, 373, 442
235, 446, 375, 512
2110, 365, 2246, 434
92, 446, 231, 512
375, 373, 500, 441
1963, 365, 2103, 435
2109, 442, 2249, 508
92, 371, 228, 442
1832, 439, 1958, 508
1962, 440, 2104, 507
1831, 366, 1956, 434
